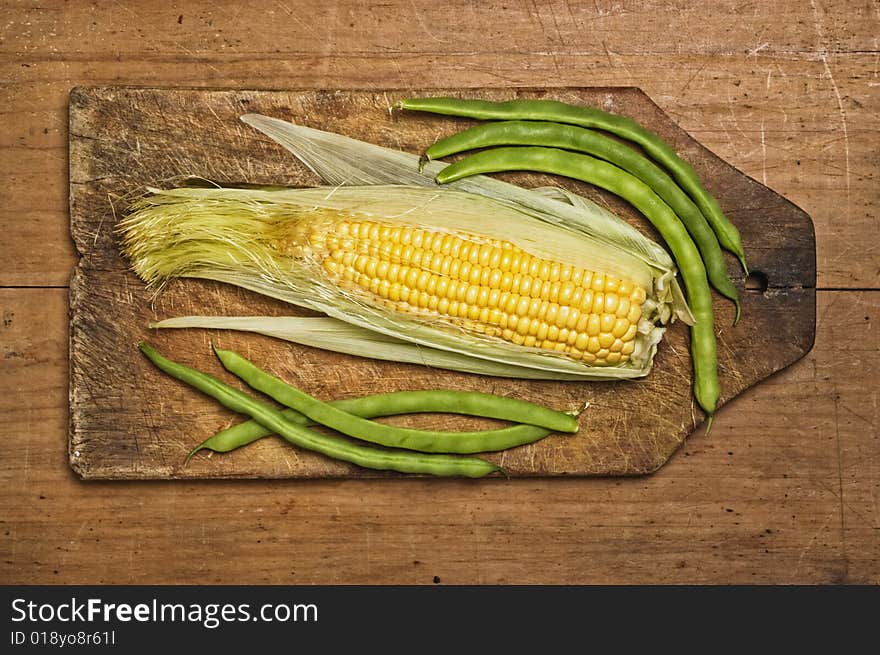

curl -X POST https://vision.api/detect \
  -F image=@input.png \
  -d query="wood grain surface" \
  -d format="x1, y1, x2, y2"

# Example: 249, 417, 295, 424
1, 0, 877, 584
68, 86, 814, 479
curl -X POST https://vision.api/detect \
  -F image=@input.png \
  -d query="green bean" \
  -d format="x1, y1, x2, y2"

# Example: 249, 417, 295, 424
212, 346, 577, 454
138, 342, 500, 478
398, 96, 748, 275
423, 120, 741, 323
191, 388, 582, 458
435, 146, 720, 419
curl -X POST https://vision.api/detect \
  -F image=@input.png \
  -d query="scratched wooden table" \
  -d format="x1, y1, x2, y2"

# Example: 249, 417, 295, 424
1, 0, 877, 584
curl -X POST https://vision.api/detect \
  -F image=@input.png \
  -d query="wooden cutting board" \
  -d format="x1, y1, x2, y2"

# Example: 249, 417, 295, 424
68, 86, 816, 480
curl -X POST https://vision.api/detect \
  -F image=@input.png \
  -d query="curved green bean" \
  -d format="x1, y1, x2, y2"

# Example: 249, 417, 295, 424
435, 146, 720, 419
398, 96, 748, 275
138, 342, 500, 478
213, 347, 577, 454
190, 388, 582, 458
423, 120, 741, 323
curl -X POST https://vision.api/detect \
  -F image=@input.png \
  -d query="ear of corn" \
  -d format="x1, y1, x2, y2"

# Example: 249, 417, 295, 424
119, 118, 691, 380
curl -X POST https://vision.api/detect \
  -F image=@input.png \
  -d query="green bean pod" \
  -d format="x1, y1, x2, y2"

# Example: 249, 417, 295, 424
138, 342, 500, 478
213, 347, 577, 454
191, 388, 582, 458
398, 96, 748, 275
435, 146, 720, 418
423, 120, 741, 323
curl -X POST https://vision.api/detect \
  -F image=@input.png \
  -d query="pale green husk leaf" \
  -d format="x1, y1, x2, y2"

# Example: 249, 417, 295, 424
151, 316, 596, 380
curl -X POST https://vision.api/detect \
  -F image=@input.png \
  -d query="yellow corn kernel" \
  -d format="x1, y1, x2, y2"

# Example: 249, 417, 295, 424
630, 286, 647, 305
604, 293, 619, 315
412, 229, 426, 248
558, 282, 574, 306
479, 267, 491, 287
503, 293, 518, 315
627, 304, 642, 325
600, 314, 616, 333
445, 279, 459, 300
488, 248, 502, 269
555, 305, 571, 329
580, 289, 594, 312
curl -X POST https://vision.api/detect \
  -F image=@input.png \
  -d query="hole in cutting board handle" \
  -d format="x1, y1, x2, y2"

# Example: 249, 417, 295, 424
745, 271, 769, 293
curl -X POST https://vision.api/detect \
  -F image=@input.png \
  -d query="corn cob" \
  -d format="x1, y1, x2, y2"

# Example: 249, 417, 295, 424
311, 220, 645, 366
120, 183, 682, 380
